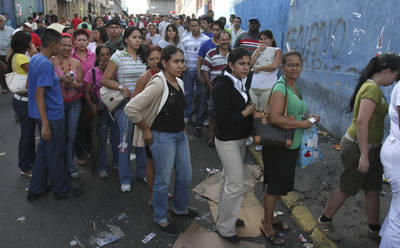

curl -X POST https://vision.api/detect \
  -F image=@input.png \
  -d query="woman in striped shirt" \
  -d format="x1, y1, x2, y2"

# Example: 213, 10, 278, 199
101, 26, 148, 192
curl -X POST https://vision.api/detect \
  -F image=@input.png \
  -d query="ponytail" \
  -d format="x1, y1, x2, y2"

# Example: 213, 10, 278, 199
349, 53, 400, 112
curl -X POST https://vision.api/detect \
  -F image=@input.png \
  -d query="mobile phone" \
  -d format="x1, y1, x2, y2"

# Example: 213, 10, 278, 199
308, 117, 316, 124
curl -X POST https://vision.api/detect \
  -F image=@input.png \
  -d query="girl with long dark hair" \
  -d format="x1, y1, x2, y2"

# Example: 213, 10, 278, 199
318, 54, 400, 243
125, 45, 196, 235
101, 26, 148, 192
158, 24, 184, 50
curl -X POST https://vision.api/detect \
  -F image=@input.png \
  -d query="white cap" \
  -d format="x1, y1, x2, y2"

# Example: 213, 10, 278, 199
23, 22, 32, 28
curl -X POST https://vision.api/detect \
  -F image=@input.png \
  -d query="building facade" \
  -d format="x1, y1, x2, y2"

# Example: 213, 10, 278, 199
148, 0, 175, 15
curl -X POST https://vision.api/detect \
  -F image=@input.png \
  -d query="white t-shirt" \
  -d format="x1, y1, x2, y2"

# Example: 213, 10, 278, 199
389, 82, 400, 140
158, 39, 184, 51
181, 33, 209, 71
146, 33, 162, 46
251, 46, 280, 89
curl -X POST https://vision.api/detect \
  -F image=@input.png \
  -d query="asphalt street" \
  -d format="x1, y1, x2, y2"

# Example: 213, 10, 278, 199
0, 92, 392, 248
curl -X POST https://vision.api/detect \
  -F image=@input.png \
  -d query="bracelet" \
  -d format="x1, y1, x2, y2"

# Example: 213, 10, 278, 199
118, 85, 123, 91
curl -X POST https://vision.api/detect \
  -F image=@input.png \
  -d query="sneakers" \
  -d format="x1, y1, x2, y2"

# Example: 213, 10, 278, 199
20, 169, 33, 178
99, 171, 108, 179
193, 128, 203, 137
245, 137, 254, 146
121, 184, 131, 192
254, 145, 263, 152
137, 176, 147, 183
158, 222, 178, 235
203, 120, 209, 127
317, 216, 342, 242
184, 117, 190, 125
70, 171, 80, 178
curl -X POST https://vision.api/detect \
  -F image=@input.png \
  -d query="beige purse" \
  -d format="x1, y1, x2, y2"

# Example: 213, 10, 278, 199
100, 69, 124, 111
5, 56, 28, 94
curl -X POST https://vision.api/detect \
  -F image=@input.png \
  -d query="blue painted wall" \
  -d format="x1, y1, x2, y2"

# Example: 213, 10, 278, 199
215, 0, 290, 48
286, 0, 400, 138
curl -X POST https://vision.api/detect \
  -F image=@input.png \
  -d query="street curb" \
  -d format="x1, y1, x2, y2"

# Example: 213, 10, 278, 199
248, 145, 337, 248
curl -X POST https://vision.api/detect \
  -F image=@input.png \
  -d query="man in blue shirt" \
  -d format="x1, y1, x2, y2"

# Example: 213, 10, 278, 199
27, 29, 83, 201
201, 16, 213, 38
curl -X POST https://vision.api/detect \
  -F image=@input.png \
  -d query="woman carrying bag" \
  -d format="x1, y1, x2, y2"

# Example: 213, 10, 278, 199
260, 51, 320, 246
9, 31, 36, 177
212, 47, 255, 243
125, 45, 196, 235
101, 26, 148, 192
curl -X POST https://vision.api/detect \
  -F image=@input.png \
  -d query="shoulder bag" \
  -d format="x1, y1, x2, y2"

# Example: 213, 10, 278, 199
253, 82, 295, 148
5, 56, 28, 94
100, 69, 124, 112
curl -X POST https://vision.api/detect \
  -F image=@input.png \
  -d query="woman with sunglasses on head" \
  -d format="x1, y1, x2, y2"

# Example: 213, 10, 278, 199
51, 33, 83, 178
212, 47, 255, 243
101, 26, 148, 192
125, 45, 196, 235
158, 24, 184, 51
318, 54, 400, 243
261, 51, 319, 246
84, 45, 119, 178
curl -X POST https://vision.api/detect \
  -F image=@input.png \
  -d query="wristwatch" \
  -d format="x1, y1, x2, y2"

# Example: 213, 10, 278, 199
118, 85, 123, 91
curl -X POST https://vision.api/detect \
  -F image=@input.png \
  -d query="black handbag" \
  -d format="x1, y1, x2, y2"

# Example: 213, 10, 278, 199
253, 83, 295, 148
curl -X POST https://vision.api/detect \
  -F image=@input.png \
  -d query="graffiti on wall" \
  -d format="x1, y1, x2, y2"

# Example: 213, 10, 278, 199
286, 18, 358, 74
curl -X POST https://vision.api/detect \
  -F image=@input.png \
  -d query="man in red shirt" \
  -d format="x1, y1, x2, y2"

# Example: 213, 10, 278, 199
71, 13, 82, 30
23, 22, 41, 50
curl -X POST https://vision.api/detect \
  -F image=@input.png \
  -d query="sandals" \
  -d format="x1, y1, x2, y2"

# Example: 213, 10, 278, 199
261, 218, 289, 232
260, 224, 284, 246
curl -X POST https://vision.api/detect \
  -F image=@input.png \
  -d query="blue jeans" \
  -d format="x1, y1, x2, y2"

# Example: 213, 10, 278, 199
183, 71, 200, 119
98, 109, 119, 172
194, 83, 209, 128
12, 97, 35, 173
64, 99, 81, 173
114, 103, 147, 184
150, 130, 192, 224
29, 119, 71, 193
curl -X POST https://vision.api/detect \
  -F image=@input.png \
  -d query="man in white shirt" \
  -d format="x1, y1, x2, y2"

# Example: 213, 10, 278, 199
181, 19, 210, 125
158, 15, 170, 39
231, 17, 245, 47
146, 23, 161, 46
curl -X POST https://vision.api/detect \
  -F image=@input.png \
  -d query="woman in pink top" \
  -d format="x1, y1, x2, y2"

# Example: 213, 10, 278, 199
84, 45, 119, 178
71, 29, 97, 165
51, 33, 83, 178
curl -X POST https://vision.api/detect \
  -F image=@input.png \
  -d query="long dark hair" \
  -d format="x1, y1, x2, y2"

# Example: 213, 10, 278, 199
123, 26, 147, 64
225, 47, 251, 73
8, 31, 32, 70
259, 30, 277, 47
349, 53, 400, 112
95, 26, 108, 43
164, 24, 180, 46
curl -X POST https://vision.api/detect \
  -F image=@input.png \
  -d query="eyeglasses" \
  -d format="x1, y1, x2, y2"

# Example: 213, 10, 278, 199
285, 63, 302, 68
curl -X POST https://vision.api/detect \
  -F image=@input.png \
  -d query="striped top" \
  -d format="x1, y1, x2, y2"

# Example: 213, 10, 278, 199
181, 33, 210, 71
233, 32, 259, 55
201, 47, 229, 81
110, 49, 147, 91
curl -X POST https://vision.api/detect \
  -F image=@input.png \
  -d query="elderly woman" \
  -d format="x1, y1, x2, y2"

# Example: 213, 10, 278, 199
261, 51, 319, 246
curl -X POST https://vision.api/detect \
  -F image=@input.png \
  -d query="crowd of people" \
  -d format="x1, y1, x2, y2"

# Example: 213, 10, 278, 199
0, 9, 399, 247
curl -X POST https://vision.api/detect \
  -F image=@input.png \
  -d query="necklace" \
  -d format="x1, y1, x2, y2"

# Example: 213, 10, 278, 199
58, 58, 72, 73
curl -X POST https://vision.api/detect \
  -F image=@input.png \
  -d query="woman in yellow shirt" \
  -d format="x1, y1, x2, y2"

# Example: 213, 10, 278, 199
9, 31, 36, 177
